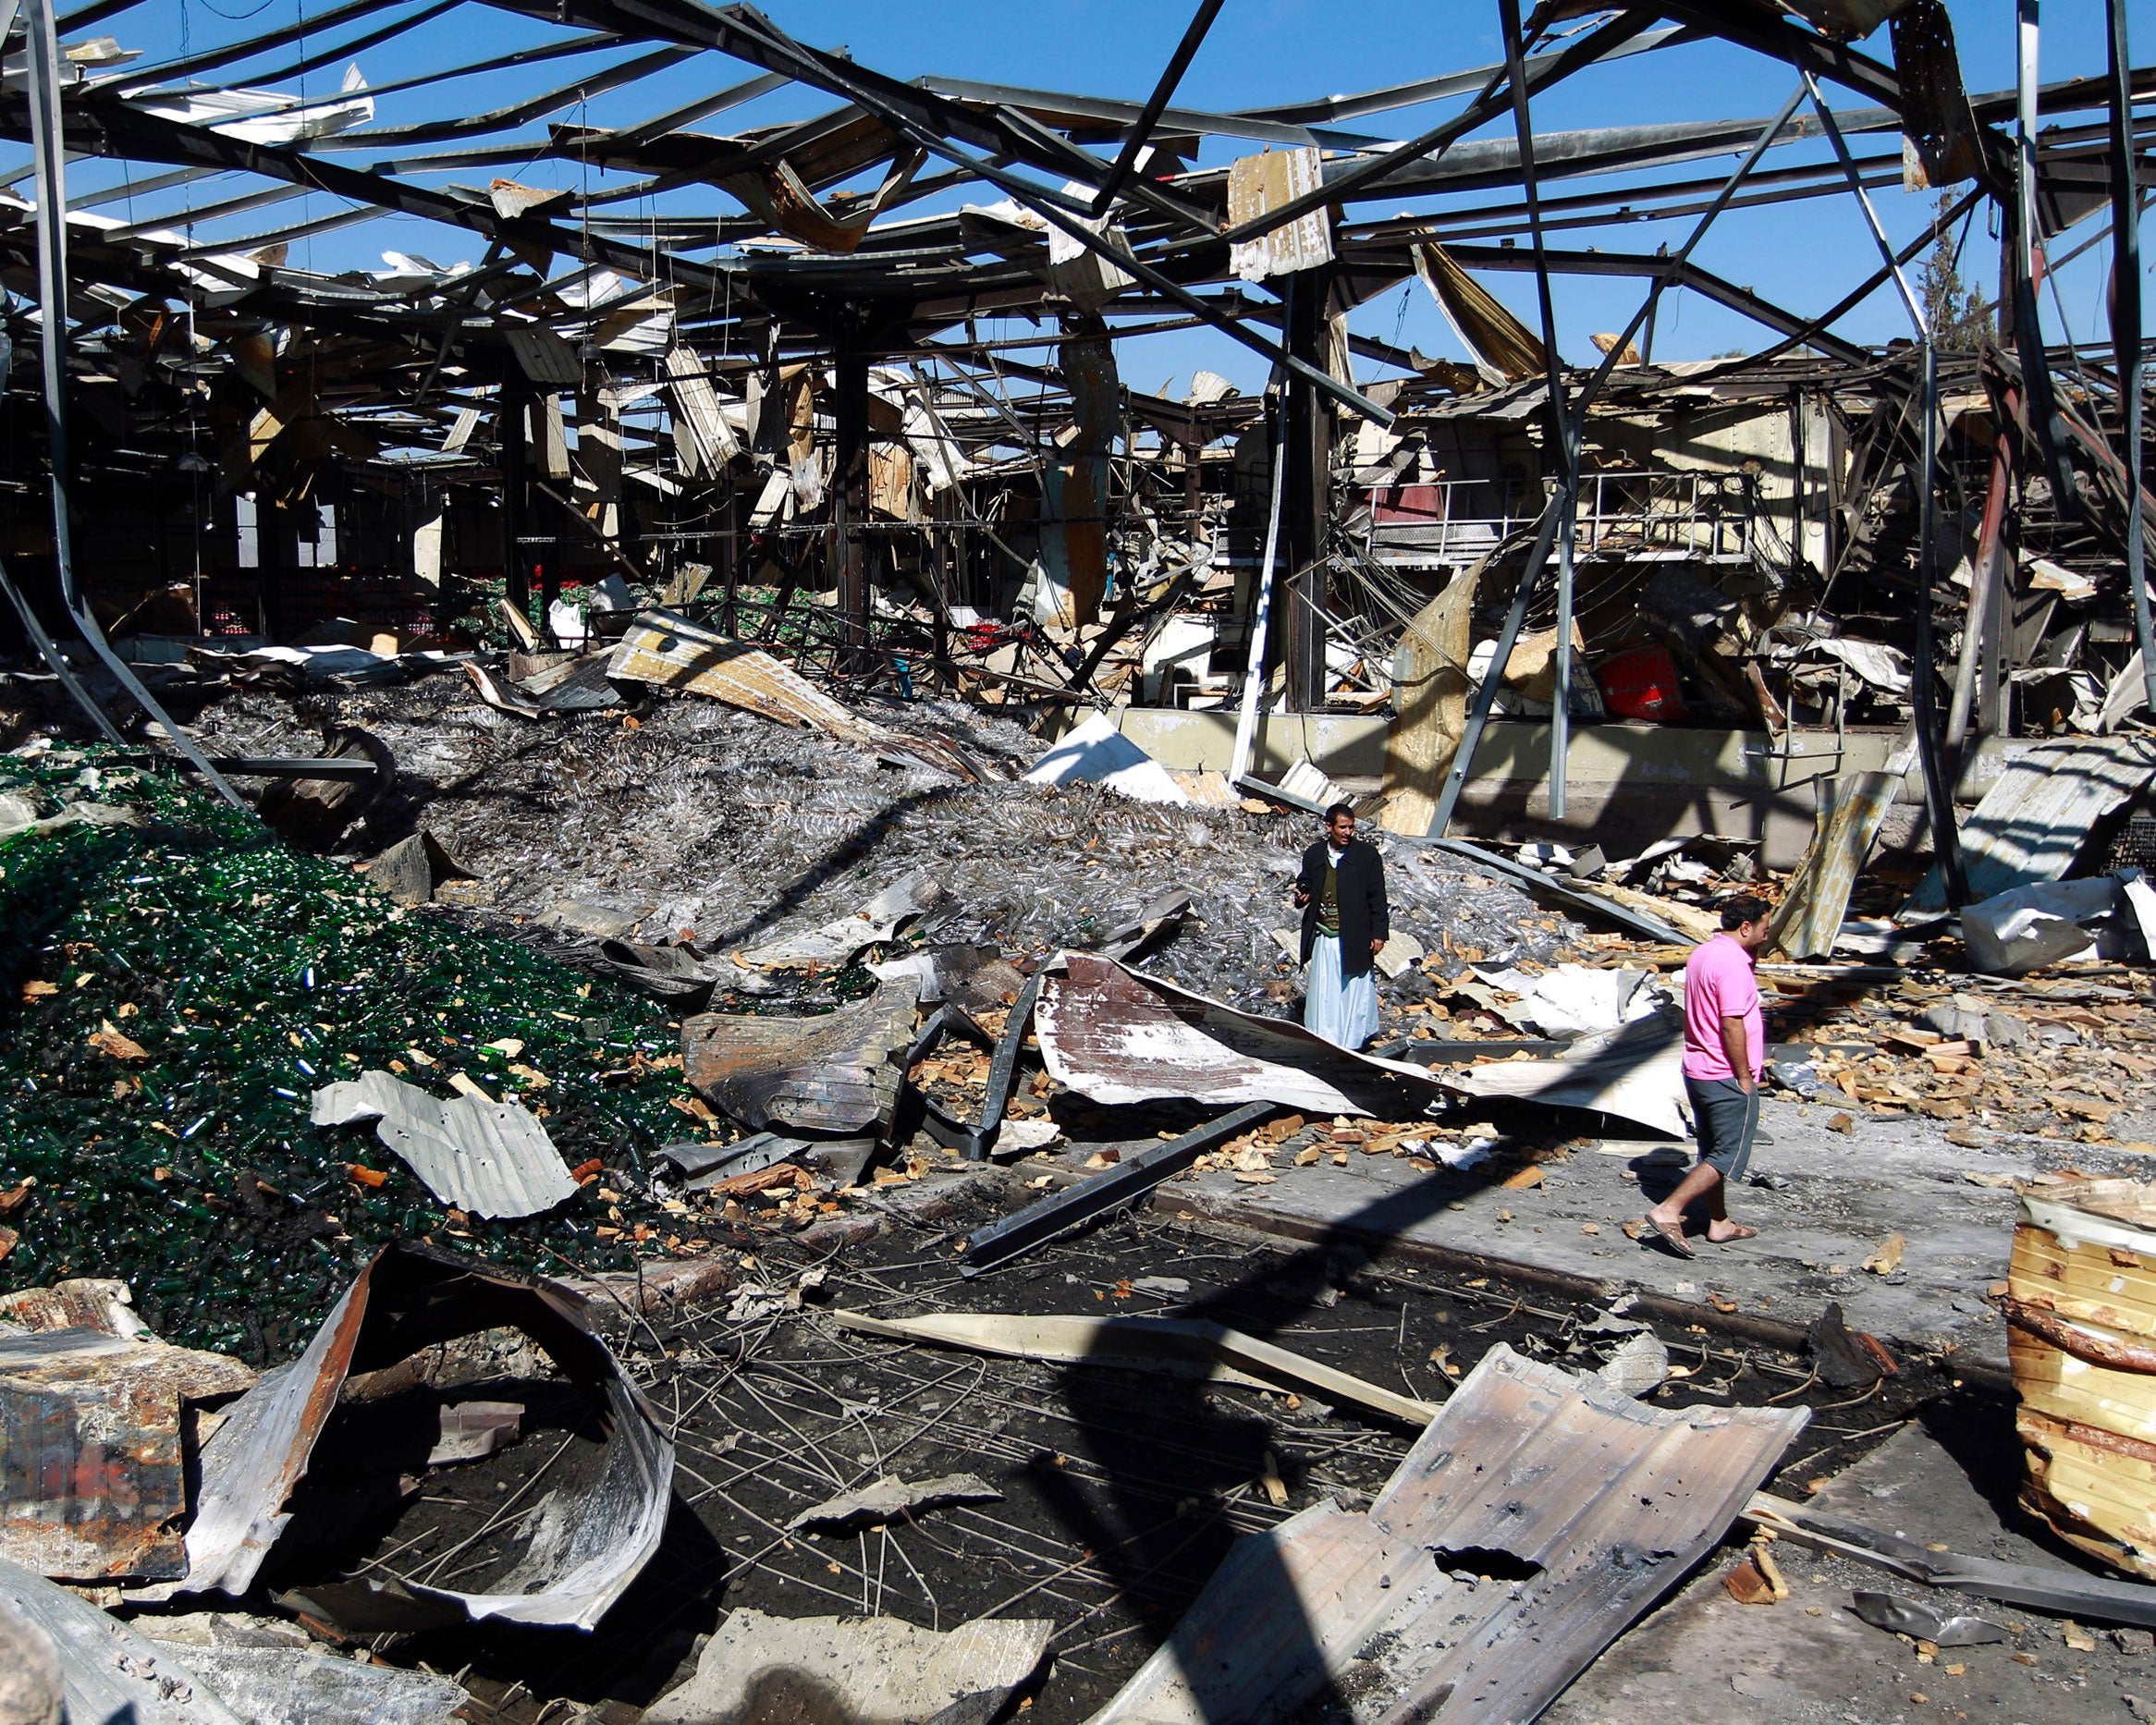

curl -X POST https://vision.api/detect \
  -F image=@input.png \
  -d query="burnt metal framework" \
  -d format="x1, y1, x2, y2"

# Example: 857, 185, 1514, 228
0, 1, 2143, 893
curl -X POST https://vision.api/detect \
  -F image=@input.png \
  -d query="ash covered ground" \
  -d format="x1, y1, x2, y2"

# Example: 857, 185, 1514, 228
188, 668, 1578, 1012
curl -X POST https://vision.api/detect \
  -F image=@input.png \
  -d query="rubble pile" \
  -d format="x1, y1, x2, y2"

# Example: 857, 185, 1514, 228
6, 0, 2156, 1717
1777, 968, 2156, 1148
183, 671, 1574, 1013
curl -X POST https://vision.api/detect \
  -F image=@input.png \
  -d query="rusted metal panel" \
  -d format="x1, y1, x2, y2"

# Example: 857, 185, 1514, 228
0, 1278, 151, 1338
1889, 0, 1987, 189
1225, 145, 1333, 282
0, 1328, 255, 1582
1089, 1343, 1807, 1724
1770, 769, 1900, 960
135, 1242, 673, 1632
682, 977, 920, 1135
2007, 1179, 2156, 1582
1034, 952, 1451, 1118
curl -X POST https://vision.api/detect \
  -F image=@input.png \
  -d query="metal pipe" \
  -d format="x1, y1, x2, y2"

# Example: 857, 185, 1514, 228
1803, 75, 1965, 901
1499, 0, 1580, 823
2107, 0, 2156, 716
1229, 396, 1288, 786
1945, 403, 2015, 752
22, 0, 243, 807
2018, 0, 2041, 290
1091, 0, 1224, 216
1914, 337, 1968, 905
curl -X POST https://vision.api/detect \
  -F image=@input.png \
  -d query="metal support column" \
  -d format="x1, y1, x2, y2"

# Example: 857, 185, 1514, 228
18, 0, 240, 802
1500, 0, 1579, 819
1281, 268, 1332, 714
1805, 74, 1966, 904
835, 324, 872, 674
2107, 0, 2156, 715
499, 375, 532, 619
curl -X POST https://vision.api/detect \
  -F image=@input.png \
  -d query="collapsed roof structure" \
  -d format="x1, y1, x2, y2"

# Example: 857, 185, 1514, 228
0, 0, 2148, 875
15, 7, 2156, 1719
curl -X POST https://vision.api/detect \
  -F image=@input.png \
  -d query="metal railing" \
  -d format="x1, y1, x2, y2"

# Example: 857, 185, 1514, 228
1366, 469, 1764, 565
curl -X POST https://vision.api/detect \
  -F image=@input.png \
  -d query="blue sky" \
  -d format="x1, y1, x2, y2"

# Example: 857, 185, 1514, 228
42, 0, 2154, 397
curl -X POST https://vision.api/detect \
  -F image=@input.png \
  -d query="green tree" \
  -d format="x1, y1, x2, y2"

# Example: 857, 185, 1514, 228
1918, 191, 1993, 350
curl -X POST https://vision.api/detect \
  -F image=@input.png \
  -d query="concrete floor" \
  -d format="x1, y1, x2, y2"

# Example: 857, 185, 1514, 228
1550, 1419, 2156, 1724
1000, 1091, 2052, 1373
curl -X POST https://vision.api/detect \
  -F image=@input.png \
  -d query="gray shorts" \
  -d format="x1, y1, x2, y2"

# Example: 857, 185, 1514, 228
1684, 1076, 1759, 1181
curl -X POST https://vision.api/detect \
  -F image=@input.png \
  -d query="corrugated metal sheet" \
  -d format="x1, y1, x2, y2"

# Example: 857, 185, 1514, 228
504, 325, 583, 389
1447, 1009, 1688, 1139
608, 609, 984, 780
740, 868, 944, 970
1770, 769, 1900, 960
1225, 145, 1333, 282
607, 608, 884, 743
136, 1242, 673, 1633
1, 1555, 244, 1725
682, 977, 919, 1135
1034, 952, 1451, 1117
0, 1328, 255, 1582
662, 347, 741, 473
1091, 1343, 1807, 1724
1909, 735, 2156, 911
311, 1070, 580, 1219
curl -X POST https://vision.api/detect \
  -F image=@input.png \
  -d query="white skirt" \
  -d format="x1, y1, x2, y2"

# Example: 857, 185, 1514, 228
1304, 934, 1379, 1050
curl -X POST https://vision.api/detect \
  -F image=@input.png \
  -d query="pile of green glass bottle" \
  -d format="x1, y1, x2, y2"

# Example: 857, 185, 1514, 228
0, 753, 697, 1363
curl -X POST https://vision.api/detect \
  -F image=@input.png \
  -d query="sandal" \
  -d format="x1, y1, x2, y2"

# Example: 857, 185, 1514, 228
1710, 1224, 1758, 1243
1642, 1214, 1694, 1259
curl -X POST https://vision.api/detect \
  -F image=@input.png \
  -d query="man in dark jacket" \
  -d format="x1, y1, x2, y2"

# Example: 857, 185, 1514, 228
1293, 802, 1389, 1048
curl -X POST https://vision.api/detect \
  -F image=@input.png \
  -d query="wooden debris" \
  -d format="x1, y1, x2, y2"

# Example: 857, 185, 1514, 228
1865, 1233, 1907, 1275
2009, 1179, 2156, 1581
829, 1309, 1440, 1425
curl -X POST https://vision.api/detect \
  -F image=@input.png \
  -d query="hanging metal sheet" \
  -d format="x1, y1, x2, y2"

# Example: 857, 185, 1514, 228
1226, 145, 1333, 281
607, 608, 885, 742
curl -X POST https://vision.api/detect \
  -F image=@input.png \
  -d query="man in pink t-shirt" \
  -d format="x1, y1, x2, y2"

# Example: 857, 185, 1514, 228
1644, 895, 1771, 1258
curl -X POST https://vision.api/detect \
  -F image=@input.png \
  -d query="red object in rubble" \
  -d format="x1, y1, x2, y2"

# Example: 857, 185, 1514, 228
1596, 644, 1688, 722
